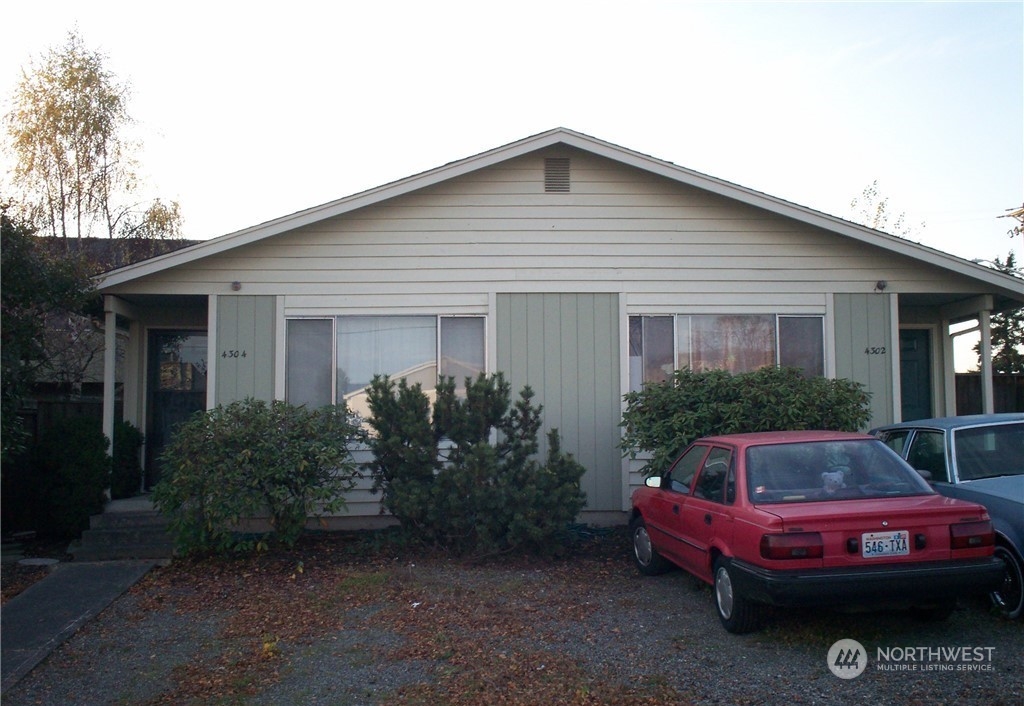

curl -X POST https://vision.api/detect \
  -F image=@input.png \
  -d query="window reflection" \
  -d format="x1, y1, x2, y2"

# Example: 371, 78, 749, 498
158, 334, 207, 392
284, 315, 486, 415
628, 313, 825, 389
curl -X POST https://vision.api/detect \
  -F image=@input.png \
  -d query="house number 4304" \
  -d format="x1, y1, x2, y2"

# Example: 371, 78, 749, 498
222, 350, 247, 358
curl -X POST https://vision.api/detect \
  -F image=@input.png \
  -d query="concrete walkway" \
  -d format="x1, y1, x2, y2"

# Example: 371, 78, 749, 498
1, 560, 155, 694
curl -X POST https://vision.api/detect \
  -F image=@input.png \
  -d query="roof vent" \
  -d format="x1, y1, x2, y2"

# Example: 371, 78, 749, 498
544, 157, 570, 193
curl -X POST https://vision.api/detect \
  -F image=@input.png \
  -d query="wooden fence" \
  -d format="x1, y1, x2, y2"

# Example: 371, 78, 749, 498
955, 374, 1024, 414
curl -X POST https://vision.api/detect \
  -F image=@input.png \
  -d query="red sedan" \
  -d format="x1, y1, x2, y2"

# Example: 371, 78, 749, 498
629, 430, 1004, 633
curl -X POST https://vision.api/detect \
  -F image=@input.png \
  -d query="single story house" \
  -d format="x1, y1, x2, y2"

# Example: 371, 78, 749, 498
96, 128, 1024, 523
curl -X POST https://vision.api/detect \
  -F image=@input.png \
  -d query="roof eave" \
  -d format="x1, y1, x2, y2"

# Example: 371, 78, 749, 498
95, 127, 1024, 303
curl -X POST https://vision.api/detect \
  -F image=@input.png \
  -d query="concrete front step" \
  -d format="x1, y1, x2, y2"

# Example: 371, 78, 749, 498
68, 540, 173, 562
69, 530, 174, 562
89, 510, 169, 530
77, 526, 173, 546
69, 498, 174, 562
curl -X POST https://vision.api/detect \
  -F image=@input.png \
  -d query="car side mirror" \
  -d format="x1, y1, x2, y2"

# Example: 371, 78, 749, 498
915, 469, 933, 482
645, 476, 663, 489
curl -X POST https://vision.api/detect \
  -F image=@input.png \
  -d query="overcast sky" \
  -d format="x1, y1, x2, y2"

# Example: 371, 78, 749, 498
2, 1, 1021, 267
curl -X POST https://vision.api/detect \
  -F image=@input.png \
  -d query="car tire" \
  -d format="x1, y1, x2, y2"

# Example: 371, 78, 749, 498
630, 516, 671, 576
713, 557, 761, 634
991, 544, 1024, 620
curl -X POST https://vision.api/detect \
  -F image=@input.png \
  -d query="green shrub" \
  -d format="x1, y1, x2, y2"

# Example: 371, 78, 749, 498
621, 366, 871, 475
364, 373, 587, 556
36, 416, 110, 539
363, 375, 437, 532
111, 420, 144, 499
152, 398, 364, 555
0, 444, 37, 535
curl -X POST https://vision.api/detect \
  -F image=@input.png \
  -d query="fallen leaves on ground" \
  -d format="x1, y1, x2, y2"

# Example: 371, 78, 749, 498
1, 563, 50, 604
117, 529, 687, 705
1, 539, 70, 605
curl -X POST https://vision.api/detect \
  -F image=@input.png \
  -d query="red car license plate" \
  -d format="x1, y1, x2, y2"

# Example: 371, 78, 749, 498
862, 530, 909, 558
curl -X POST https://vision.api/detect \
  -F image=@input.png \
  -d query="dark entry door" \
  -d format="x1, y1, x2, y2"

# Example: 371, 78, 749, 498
899, 329, 932, 422
147, 330, 208, 488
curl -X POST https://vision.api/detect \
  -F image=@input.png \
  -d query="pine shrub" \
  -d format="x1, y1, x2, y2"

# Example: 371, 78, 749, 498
110, 420, 144, 499
36, 416, 110, 538
364, 373, 587, 556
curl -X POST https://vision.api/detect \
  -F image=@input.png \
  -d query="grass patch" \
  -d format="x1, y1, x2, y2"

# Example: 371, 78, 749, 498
336, 570, 390, 595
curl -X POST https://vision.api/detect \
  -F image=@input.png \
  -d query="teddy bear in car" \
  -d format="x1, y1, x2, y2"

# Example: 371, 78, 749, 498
821, 469, 847, 495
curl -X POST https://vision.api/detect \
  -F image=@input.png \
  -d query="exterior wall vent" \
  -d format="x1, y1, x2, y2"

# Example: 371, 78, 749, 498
544, 157, 570, 193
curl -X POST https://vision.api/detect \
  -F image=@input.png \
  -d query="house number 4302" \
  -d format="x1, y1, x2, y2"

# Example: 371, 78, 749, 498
864, 347, 887, 355
222, 350, 247, 358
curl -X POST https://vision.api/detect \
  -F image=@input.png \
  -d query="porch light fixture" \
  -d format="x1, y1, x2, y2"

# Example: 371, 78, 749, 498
874, 280, 888, 292
231, 281, 242, 291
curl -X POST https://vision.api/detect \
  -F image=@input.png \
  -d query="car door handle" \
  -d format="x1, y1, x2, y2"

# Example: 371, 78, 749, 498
704, 513, 712, 525
673, 505, 679, 515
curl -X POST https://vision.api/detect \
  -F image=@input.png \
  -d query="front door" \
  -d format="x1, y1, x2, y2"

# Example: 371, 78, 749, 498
899, 329, 932, 422
146, 330, 208, 488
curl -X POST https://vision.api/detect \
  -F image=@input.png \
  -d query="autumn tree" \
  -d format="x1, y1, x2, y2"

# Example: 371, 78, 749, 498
4, 29, 182, 248
849, 180, 925, 238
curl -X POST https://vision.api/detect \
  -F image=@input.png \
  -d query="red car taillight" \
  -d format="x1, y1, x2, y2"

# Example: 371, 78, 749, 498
950, 520, 995, 550
760, 532, 824, 560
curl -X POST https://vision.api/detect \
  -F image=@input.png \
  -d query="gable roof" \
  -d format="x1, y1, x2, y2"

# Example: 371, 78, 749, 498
98, 127, 1023, 303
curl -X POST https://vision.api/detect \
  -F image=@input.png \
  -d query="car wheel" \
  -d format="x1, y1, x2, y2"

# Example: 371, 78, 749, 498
713, 557, 760, 634
991, 544, 1024, 620
630, 516, 671, 576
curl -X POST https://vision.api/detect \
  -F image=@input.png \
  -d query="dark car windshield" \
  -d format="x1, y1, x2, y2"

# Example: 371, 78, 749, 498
953, 422, 1024, 481
747, 439, 933, 504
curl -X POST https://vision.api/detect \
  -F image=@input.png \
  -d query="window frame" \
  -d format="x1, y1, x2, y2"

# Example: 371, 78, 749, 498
664, 443, 710, 494
286, 317, 336, 407
628, 313, 826, 389
905, 429, 949, 482
692, 446, 734, 504
284, 314, 486, 408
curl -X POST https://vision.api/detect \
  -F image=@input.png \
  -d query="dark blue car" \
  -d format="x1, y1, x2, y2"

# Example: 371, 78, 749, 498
872, 413, 1024, 619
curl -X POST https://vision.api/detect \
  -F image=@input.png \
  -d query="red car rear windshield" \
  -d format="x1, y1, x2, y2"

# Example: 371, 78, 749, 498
747, 439, 933, 504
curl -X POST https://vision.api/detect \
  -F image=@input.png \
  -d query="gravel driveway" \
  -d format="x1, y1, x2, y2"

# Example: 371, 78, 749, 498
4, 531, 1021, 705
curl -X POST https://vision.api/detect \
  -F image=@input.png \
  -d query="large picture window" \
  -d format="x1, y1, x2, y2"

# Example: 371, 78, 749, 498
337, 316, 436, 398
286, 316, 485, 414
691, 315, 775, 373
629, 314, 824, 390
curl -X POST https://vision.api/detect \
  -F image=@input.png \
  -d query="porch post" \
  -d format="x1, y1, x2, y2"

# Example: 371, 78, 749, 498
940, 318, 957, 416
102, 298, 117, 501
940, 296, 996, 416
979, 309, 994, 414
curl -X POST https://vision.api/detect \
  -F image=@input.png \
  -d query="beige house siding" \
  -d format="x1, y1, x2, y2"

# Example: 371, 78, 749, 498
97, 131, 1024, 520
106, 149, 986, 303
